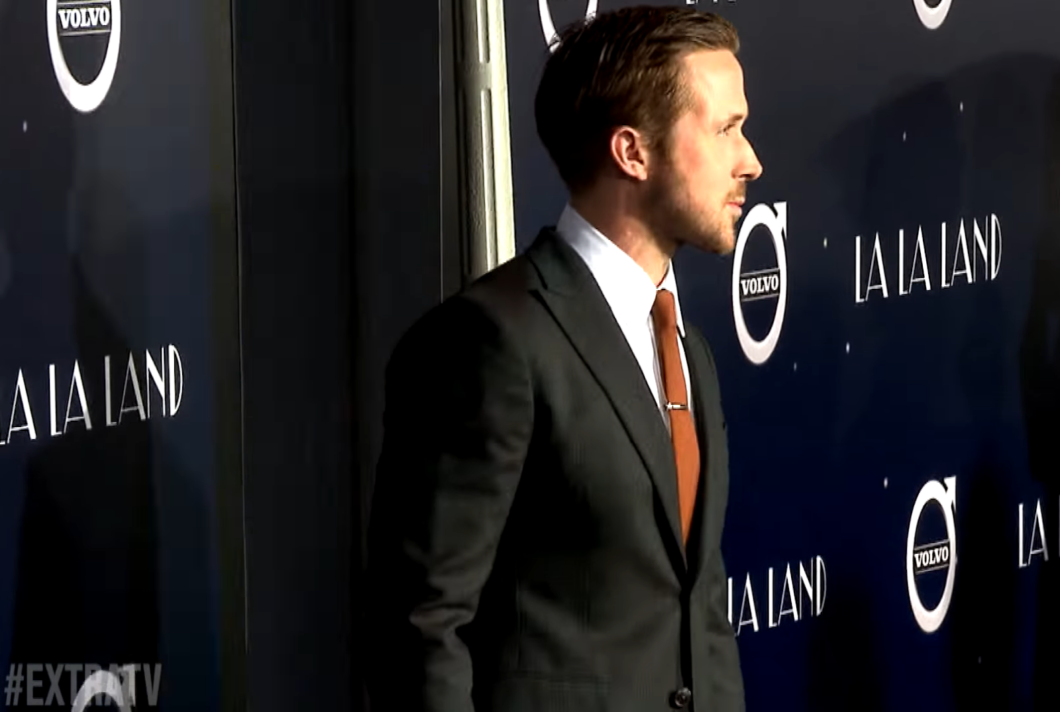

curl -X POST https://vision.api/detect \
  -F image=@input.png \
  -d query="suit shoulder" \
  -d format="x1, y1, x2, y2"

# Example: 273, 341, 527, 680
462, 252, 540, 305
391, 254, 540, 361
442, 253, 542, 331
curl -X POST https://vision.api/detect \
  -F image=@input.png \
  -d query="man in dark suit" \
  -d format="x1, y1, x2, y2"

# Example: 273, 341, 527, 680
365, 7, 762, 711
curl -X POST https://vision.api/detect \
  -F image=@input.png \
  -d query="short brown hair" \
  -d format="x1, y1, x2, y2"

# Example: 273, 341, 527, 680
534, 7, 739, 194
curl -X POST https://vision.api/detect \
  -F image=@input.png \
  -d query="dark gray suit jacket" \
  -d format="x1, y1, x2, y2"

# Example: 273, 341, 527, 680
365, 228, 744, 712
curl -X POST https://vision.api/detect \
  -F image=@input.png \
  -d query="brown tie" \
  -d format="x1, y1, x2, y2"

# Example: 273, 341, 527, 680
651, 289, 700, 545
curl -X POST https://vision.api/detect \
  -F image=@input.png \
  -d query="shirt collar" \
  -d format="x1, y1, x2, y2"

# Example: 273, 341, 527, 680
556, 204, 686, 338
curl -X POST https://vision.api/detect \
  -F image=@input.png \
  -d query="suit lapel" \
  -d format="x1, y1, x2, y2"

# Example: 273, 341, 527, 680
526, 230, 687, 570
682, 330, 712, 585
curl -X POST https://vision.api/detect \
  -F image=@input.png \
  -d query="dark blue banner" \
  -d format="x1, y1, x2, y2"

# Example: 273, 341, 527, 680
0, 0, 242, 708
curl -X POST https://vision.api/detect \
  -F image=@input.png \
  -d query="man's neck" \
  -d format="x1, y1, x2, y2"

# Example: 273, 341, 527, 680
569, 195, 673, 286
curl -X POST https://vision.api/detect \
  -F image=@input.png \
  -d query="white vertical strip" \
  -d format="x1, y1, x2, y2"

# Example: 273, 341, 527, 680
486, 0, 515, 267
456, 0, 515, 280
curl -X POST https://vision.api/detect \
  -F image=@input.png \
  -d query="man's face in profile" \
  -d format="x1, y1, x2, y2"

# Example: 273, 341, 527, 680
646, 49, 763, 255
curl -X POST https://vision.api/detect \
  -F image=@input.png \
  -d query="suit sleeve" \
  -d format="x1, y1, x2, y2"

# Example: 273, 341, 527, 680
364, 297, 534, 712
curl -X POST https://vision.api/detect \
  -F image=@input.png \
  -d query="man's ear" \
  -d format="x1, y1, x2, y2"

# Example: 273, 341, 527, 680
609, 126, 650, 182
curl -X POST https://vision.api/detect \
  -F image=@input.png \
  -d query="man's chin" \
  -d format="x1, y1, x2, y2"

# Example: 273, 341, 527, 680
670, 216, 734, 255
682, 228, 734, 255
711, 227, 737, 255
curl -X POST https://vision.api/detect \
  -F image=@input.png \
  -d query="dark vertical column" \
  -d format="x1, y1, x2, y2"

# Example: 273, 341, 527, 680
235, 0, 458, 703
205, 1, 246, 710
351, 0, 456, 709
232, 0, 353, 709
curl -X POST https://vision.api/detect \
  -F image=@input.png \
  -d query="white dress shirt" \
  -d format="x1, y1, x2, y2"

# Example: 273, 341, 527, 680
555, 204, 695, 433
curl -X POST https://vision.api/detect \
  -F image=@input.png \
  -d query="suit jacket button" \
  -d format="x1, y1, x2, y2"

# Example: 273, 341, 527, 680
670, 687, 692, 709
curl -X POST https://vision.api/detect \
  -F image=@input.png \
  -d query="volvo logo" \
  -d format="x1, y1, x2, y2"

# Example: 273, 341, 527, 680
906, 477, 958, 633
47, 0, 122, 112
71, 668, 134, 712
539, 0, 597, 51
731, 202, 788, 365
913, 0, 952, 29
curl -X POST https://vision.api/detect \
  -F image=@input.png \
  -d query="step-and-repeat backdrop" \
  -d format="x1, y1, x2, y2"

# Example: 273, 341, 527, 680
507, 1, 1060, 708
0, 0, 241, 709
